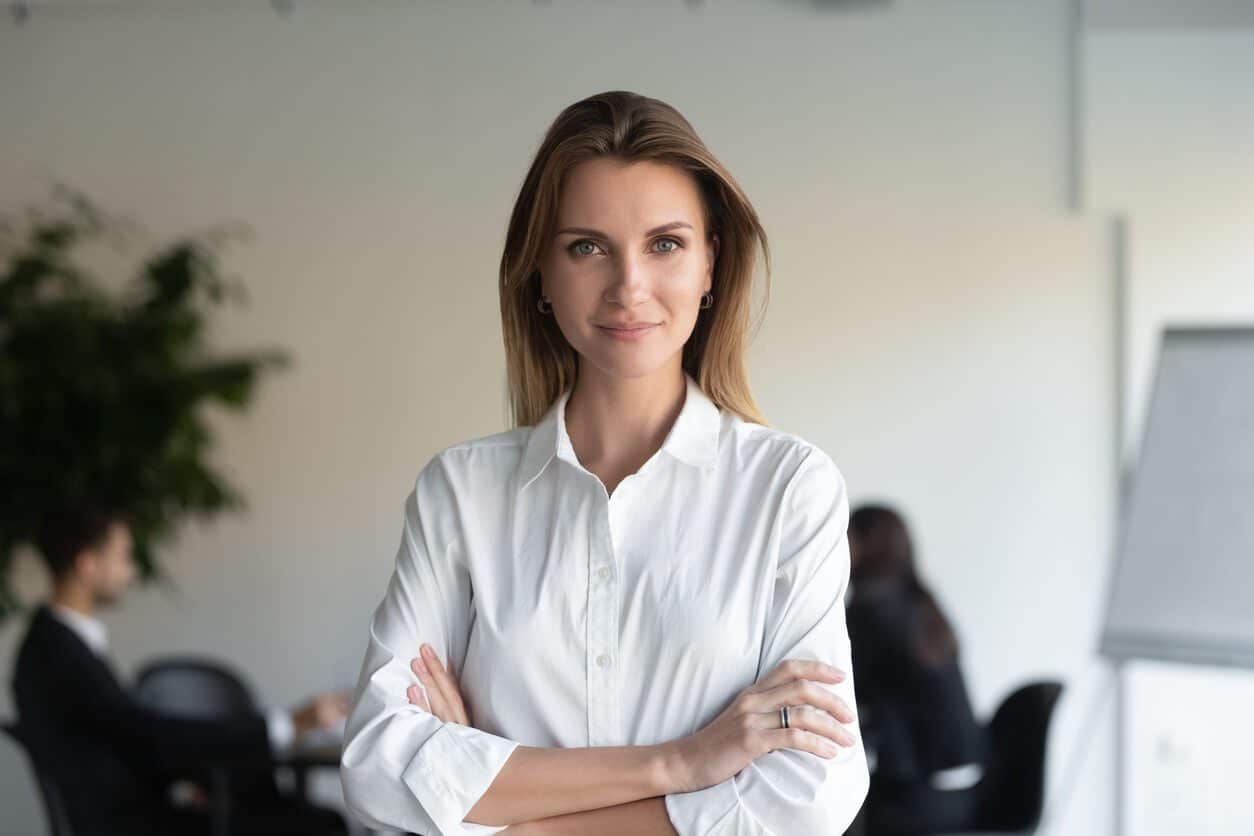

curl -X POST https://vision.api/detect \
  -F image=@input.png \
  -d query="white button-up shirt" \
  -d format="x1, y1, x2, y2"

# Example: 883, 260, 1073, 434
340, 372, 869, 835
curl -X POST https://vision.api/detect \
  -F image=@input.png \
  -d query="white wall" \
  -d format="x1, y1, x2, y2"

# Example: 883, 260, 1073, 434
1086, 22, 1254, 836
0, 1, 1207, 833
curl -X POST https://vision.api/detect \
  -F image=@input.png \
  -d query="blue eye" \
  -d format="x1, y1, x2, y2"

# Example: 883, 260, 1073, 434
655, 237, 682, 253
569, 239, 601, 257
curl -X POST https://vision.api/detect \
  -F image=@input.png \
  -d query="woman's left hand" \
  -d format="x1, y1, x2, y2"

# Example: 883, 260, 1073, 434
405, 642, 473, 726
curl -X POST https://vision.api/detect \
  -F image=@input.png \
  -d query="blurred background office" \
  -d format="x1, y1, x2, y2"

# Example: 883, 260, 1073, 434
2, 1, 1252, 834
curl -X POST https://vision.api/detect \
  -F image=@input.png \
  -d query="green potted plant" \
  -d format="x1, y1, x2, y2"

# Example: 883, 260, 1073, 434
0, 184, 290, 622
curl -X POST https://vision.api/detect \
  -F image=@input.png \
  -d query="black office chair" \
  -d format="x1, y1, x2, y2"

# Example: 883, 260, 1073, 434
134, 656, 259, 718
2, 720, 76, 836
134, 656, 277, 836
969, 680, 1064, 833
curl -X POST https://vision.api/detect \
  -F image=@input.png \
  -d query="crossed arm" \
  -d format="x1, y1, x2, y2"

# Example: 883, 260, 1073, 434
404, 643, 679, 834
340, 449, 868, 835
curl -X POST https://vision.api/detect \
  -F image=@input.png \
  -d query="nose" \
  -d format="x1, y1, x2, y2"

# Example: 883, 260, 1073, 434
603, 250, 652, 308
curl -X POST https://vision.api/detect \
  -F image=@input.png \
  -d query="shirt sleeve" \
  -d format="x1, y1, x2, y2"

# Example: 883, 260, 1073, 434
340, 453, 521, 835
664, 446, 871, 835
265, 706, 295, 754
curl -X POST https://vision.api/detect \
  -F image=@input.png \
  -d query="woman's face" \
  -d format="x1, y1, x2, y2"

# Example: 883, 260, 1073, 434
538, 157, 718, 382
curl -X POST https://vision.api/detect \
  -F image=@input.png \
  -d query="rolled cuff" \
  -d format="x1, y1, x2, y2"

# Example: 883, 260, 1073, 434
665, 777, 746, 835
400, 721, 520, 835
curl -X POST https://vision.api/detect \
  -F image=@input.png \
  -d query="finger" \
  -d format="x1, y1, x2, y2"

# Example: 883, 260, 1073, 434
735, 704, 856, 750
413, 651, 469, 726
828, 695, 855, 724
406, 684, 431, 712
767, 725, 846, 759
411, 656, 452, 720
772, 678, 855, 724
773, 704, 857, 748
781, 679, 856, 724
421, 644, 470, 725
789, 678, 856, 724
421, 644, 459, 695
422, 642, 458, 679
753, 677, 856, 725
750, 658, 845, 693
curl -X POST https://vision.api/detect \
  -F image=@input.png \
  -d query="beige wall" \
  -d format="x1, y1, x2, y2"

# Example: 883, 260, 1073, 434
5, 1, 1243, 833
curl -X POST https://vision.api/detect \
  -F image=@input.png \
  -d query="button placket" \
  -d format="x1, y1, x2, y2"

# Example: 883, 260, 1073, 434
586, 480, 622, 747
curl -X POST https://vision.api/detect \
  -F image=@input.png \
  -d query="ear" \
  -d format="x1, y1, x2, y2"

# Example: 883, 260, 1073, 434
72, 550, 97, 583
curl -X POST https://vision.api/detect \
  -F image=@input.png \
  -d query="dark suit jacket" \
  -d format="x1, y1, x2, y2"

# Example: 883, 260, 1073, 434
846, 591, 986, 784
9, 604, 273, 836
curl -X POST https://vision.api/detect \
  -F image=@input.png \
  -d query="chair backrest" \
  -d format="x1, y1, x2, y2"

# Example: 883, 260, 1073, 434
1, 721, 77, 836
975, 680, 1064, 832
134, 656, 282, 820
133, 656, 257, 719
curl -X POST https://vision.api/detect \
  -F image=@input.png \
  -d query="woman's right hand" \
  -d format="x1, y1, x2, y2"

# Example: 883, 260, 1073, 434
666, 658, 858, 794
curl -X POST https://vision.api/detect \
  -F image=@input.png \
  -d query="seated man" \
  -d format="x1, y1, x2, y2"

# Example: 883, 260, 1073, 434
10, 502, 350, 836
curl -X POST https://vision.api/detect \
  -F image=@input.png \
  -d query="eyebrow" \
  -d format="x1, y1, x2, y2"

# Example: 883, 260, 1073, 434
555, 221, 694, 239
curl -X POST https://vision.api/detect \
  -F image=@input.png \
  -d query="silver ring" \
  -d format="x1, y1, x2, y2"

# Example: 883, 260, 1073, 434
780, 705, 790, 729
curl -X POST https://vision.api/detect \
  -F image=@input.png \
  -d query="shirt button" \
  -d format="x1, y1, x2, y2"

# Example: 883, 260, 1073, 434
597, 566, 612, 580
596, 653, 611, 668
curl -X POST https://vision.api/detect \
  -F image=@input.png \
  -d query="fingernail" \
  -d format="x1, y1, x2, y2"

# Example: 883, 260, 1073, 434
422, 643, 433, 658
413, 658, 428, 675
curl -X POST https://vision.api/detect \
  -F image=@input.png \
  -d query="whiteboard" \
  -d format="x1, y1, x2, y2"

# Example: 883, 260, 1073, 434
1101, 327, 1254, 669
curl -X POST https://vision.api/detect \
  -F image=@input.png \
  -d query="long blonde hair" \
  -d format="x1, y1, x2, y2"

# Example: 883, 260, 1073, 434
500, 90, 772, 428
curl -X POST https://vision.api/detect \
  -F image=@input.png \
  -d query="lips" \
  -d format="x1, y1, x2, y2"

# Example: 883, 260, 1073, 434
596, 323, 659, 341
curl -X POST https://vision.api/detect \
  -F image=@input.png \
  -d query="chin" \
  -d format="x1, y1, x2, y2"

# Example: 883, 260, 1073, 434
95, 592, 125, 608
584, 352, 675, 381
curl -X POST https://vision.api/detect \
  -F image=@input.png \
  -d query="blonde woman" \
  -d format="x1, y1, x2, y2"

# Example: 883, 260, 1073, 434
340, 90, 869, 835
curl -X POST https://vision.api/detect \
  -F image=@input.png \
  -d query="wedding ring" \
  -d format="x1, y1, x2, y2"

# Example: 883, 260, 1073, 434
780, 705, 790, 729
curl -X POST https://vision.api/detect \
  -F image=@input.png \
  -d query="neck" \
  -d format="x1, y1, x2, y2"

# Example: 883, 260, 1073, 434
50, 581, 95, 619
564, 362, 686, 478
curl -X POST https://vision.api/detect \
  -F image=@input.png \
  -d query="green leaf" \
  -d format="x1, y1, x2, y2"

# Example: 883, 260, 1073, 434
0, 186, 289, 625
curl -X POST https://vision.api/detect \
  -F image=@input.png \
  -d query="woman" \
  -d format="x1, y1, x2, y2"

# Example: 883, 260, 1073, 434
845, 504, 987, 836
339, 90, 869, 836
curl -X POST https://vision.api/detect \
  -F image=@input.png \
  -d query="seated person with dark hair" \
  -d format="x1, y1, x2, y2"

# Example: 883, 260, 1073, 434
844, 504, 987, 836
10, 502, 350, 836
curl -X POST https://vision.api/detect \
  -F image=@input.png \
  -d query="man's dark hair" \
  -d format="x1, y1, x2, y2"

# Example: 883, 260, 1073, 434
33, 502, 128, 581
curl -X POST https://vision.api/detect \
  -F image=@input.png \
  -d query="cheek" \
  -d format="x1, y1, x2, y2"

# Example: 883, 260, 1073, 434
658, 286, 703, 323
115, 560, 135, 584
544, 263, 589, 305
546, 273, 604, 334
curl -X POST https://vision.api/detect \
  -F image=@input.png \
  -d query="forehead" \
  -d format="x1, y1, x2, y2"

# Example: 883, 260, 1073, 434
104, 520, 132, 548
557, 158, 705, 232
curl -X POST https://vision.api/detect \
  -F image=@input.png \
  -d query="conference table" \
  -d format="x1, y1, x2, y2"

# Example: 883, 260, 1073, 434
274, 738, 343, 802
192, 737, 347, 836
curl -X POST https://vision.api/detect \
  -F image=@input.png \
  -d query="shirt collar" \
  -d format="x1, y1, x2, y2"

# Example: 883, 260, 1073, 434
48, 603, 110, 657
516, 370, 721, 491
